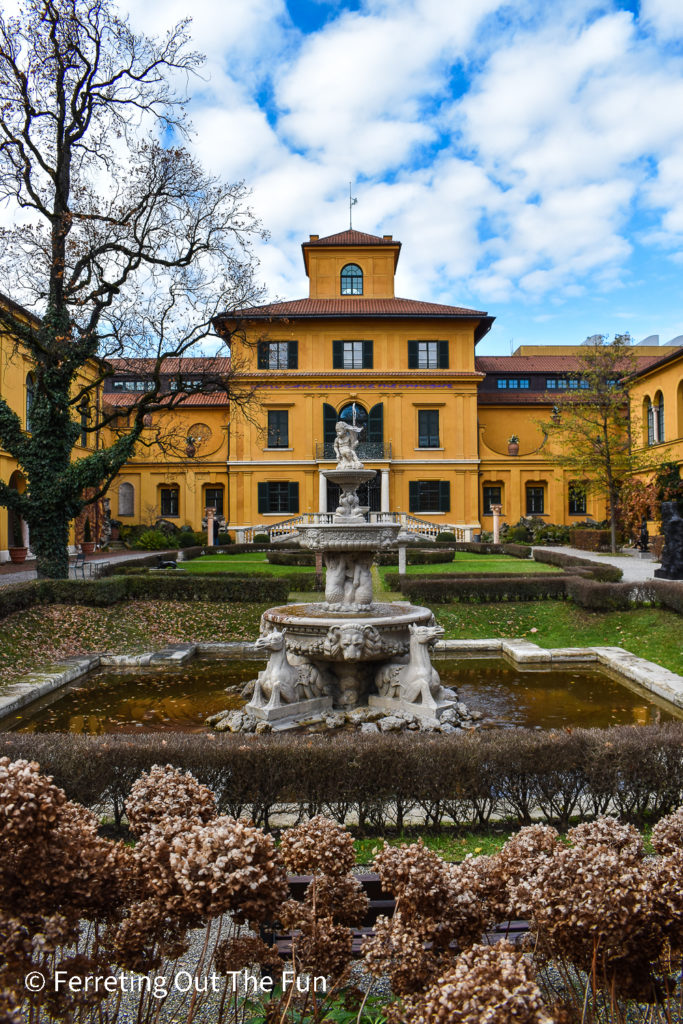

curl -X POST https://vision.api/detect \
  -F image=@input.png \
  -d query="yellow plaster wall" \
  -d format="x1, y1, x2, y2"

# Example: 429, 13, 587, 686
305, 245, 399, 299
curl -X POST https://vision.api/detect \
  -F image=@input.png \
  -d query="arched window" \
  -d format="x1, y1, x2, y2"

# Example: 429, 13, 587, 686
338, 401, 368, 436
26, 373, 35, 431
118, 482, 134, 517
654, 391, 665, 443
645, 397, 655, 445
340, 263, 363, 295
79, 401, 89, 448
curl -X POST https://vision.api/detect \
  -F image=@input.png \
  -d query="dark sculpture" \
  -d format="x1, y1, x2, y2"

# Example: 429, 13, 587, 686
654, 501, 683, 581
635, 517, 649, 552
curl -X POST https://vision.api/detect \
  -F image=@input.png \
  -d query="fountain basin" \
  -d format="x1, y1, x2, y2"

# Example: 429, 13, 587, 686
297, 522, 402, 551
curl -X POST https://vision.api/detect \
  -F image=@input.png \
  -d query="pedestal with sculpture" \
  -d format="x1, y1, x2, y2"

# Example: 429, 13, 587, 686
207, 421, 472, 733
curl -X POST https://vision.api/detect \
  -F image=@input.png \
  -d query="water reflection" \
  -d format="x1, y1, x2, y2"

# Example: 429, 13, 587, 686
4, 657, 677, 735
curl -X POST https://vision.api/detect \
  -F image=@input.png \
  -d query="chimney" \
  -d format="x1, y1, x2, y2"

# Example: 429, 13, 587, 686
309, 234, 319, 241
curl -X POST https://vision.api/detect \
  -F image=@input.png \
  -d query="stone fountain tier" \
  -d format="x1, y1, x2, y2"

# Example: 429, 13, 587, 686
296, 521, 402, 551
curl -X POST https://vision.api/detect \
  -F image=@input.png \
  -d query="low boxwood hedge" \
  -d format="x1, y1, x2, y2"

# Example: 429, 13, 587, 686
266, 550, 316, 566
401, 575, 568, 604
532, 548, 623, 582
454, 542, 532, 559
376, 548, 455, 566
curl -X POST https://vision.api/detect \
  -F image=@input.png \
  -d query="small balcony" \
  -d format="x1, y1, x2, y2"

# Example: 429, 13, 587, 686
314, 441, 392, 461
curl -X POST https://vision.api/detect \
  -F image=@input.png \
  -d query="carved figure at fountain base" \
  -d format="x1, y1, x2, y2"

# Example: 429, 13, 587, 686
371, 623, 457, 721
324, 553, 373, 610
245, 630, 334, 716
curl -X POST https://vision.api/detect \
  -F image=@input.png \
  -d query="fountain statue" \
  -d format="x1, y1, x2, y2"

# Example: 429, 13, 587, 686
209, 422, 468, 733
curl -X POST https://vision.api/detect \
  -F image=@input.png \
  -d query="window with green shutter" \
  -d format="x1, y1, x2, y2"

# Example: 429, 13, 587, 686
418, 410, 439, 448
409, 480, 450, 512
257, 341, 298, 369
407, 340, 449, 369
333, 340, 373, 369
257, 481, 299, 514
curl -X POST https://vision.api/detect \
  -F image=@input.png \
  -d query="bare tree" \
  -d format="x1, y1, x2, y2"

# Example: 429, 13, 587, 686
0, 0, 265, 577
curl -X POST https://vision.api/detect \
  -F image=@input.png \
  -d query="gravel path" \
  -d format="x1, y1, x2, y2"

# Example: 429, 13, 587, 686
533, 545, 660, 583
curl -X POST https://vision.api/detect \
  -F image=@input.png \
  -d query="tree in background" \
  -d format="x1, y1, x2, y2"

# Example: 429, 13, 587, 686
538, 334, 659, 554
0, 0, 265, 577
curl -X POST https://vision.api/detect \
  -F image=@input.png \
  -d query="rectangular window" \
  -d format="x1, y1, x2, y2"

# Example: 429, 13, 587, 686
409, 480, 450, 513
568, 485, 586, 515
267, 409, 289, 448
497, 378, 507, 389
483, 485, 502, 515
407, 340, 449, 369
333, 340, 373, 369
546, 379, 557, 389
205, 487, 224, 515
519, 379, 530, 389
526, 486, 545, 515
258, 481, 299, 515
569, 379, 579, 389
417, 410, 440, 448
257, 341, 298, 370
160, 488, 179, 517
508, 379, 519, 389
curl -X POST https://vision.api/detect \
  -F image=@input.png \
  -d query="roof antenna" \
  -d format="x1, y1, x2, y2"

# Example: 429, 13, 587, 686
349, 182, 357, 229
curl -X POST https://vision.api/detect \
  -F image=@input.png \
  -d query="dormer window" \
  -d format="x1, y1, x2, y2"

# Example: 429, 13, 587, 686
340, 263, 363, 295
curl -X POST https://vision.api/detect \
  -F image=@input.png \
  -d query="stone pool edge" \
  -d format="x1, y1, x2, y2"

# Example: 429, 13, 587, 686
1, 639, 682, 724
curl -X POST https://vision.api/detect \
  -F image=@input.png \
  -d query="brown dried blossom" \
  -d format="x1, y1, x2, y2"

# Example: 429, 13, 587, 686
215, 935, 283, 979
295, 917, 353, 982
280, 815, 356, 876
495, 825, 562, 918
0, 989, 23, 1024
373, 840, 452, 919
104, 897, 191, 972
307, 874, 369, 926
649, 849, 683, 955
567, 817, 645, 859
364, 915, 440, 996
389, 941, 556, 1024
651, 805, 683, 855
125, 763, 217, 836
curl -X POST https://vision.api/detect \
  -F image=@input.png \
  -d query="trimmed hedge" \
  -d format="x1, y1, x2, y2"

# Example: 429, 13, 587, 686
267, 550, 316, 566
376, 548, 455, 566
3, 724, 683, 832
569, 527, 619, 551
532, 548, 623, 582
401, 575, 568, 604
454, 542, 532, 559
652, 579, 683, 614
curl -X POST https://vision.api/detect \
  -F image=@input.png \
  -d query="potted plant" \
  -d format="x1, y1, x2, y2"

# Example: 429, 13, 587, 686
8, 515, 27, 563
507, 434, 520, 456
81, 517, 96, 555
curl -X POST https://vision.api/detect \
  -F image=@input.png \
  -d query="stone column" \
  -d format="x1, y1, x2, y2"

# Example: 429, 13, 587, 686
491, 504, 502, 543
319, 472, 328, 513
398, 545, 407, 574
205, 507, 215, 546
381, 469, 390, 513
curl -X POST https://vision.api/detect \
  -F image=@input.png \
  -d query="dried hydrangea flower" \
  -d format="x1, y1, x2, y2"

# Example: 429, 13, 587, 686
125, 764, 216, 836
651, 806, 683, 855
280, 816, 355, 876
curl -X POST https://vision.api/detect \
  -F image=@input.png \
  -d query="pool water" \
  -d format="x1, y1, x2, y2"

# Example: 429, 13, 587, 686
3, 656, 678, 734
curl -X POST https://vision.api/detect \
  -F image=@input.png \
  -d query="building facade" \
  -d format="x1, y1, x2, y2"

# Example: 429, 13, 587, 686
1, 229, 682, 557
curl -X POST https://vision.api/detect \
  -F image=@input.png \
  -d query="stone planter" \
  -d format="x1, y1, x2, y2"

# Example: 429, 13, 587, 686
81, 542, 96, 556
8, 546, 28, 564
507, 442, 519, 456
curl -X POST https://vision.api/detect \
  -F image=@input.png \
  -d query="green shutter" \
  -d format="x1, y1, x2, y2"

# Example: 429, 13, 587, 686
288, 481, 299, 513
439, 481, 450, 512
288, 340, 298, 369
408, 340, 418, 369
367, 403, 383, 443
257, 481, 268, 514
281, 411, 289, 447
323, 403, 337, 444
257, 342, 268, 369
438, 340, 449, 368
362, 340, 373, 368
409, 481, 419, 512
333, 340, 343, 368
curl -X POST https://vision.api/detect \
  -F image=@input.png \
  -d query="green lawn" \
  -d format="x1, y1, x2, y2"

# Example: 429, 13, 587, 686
377, 554, 559, 582
183, 552, 314, 575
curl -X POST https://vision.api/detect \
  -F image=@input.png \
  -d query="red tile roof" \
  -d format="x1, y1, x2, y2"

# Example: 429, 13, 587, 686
630, 346, 683, 377
304, 230, 398, 247
109, 356, 231, 373
476, 354, 665, 373
103, 392, 229, 407
227, 296, 489, 318
477, 392, 556, 405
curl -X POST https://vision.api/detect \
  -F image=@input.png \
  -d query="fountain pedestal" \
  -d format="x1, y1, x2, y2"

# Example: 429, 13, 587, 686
228, 421, 458, 729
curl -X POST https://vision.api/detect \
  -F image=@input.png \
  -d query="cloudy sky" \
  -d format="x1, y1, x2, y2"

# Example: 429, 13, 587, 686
124, 0, 683, 352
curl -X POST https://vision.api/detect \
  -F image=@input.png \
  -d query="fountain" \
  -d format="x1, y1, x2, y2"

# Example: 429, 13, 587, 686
209, 421, 467, 733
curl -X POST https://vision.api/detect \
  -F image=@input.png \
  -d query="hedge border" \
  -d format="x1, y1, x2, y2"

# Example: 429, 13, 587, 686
3, 724, 682, 832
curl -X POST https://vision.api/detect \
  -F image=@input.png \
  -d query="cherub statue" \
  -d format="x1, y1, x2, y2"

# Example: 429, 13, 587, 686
333, 421, 363, 469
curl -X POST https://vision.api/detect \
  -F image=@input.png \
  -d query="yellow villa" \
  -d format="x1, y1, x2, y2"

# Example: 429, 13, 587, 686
1, 229, 682, 557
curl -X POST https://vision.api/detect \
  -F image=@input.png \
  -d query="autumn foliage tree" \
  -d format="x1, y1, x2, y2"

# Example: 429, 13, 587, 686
0, 0, 265, 577
539, 334, 658, 554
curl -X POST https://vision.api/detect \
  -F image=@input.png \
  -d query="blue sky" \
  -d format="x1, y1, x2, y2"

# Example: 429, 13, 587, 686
121, 0, 683, 355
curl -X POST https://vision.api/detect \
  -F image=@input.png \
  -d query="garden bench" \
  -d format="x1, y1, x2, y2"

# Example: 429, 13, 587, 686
262, 873, 529, 957
71, 551, 86, 578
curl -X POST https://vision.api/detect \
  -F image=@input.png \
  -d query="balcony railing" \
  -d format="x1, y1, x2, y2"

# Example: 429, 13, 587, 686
315, 441, 392, 461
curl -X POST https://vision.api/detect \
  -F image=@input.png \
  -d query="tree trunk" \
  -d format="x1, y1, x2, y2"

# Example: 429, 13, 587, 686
30, 512, 71, 579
